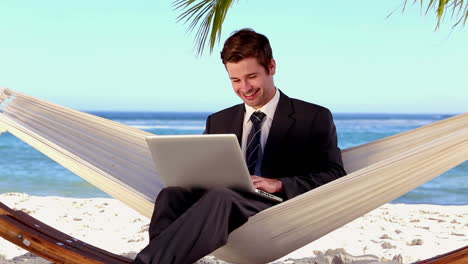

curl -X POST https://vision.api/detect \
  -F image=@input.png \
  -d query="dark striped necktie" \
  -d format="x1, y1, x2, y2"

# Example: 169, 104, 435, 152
246, 111, 266, 175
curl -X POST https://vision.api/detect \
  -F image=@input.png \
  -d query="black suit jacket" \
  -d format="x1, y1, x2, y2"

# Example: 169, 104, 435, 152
204, 91, 346, 200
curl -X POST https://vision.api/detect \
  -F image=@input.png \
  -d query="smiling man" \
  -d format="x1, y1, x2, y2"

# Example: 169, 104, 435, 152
134, 29, 346, 264
228, 56, 276, 107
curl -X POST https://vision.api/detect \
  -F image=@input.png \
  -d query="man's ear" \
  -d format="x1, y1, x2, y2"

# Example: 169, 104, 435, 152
269, 58, 276, 75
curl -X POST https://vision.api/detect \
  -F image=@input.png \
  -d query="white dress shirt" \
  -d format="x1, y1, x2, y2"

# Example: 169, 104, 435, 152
241, 88, 280, 160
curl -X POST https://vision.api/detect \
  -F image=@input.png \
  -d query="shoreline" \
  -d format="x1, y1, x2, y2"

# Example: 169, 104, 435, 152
0, 192, 467, 263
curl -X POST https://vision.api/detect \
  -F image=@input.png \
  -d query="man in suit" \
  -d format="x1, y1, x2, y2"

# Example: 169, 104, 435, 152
134, 29, 346, 264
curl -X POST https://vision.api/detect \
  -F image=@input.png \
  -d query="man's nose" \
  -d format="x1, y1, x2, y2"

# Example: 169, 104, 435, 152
241, 80, 252, 91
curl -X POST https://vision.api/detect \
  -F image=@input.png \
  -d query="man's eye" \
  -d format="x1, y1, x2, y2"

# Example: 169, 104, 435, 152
248, 75, 257, 79
232, 79, 240, 83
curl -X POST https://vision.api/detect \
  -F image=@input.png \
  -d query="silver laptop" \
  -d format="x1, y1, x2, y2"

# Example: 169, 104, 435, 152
145, 134, 283, 203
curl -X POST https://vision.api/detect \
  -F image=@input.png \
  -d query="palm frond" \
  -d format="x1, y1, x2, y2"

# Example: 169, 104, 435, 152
173, 0, 237, 56
407, 0, 468, 29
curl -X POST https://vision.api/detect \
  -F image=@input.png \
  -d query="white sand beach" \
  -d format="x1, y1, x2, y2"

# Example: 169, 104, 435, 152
0, 192, 466, 264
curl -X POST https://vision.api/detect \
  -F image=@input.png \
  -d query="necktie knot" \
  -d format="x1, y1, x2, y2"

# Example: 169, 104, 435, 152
250, 111, 266, 127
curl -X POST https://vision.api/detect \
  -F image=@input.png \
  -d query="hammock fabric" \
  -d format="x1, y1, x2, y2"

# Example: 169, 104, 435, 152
0, 88, 467, 263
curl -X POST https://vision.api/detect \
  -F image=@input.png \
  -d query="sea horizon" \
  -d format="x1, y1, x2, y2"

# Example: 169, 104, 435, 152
0, 112, 466, 205
79, 110, 463, 115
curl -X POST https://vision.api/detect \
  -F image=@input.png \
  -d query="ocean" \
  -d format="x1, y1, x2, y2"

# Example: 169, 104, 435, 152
0, 112, 466, 205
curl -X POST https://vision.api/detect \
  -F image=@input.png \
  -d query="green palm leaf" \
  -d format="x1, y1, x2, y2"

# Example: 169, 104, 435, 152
407, 0, 468, 29
174, 0, 466, 56
173, 0, 237, 56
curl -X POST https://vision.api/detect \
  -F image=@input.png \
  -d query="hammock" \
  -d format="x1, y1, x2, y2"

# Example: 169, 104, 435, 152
0, 88, 466, 264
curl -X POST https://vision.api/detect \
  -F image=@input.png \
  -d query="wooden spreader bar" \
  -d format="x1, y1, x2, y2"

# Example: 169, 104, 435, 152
0, 202, 132, 264
415, 246, 468, 264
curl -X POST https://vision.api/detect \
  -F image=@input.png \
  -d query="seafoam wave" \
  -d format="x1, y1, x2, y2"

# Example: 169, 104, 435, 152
131, 125, 206, 130
336, 119, 434, 125
335, 119, 435, 129
115, 119, 206, 131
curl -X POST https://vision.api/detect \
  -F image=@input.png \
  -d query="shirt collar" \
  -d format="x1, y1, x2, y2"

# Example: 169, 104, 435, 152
244, 88, 280, 125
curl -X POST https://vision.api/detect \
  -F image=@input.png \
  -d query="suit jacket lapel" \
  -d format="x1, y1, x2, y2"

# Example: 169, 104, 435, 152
231, 104, 245, 145
262, 91, 295, 176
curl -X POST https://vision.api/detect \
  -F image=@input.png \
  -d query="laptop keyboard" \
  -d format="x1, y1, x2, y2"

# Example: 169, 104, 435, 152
256, 189, 283, 202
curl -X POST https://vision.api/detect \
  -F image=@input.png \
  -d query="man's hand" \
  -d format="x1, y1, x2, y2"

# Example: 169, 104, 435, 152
251, 176, 283, 193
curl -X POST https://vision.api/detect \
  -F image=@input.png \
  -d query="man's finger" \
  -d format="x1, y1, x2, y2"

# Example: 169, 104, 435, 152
251, 176, 263, 183
254, 181, 264, 188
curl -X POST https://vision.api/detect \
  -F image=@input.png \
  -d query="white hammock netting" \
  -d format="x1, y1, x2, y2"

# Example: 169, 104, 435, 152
1, 88, 466, 263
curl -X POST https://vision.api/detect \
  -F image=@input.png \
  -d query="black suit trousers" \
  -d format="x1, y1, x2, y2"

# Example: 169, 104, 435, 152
133, 186, 278, 264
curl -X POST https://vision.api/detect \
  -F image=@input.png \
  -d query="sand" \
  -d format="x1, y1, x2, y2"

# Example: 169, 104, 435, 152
0, 192, 466, 264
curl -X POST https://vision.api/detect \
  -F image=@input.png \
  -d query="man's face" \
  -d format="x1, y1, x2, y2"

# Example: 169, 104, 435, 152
225, 57, 276, 109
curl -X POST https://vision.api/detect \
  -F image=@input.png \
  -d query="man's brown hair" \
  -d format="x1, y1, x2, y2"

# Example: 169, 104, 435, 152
220, 28, 273, 74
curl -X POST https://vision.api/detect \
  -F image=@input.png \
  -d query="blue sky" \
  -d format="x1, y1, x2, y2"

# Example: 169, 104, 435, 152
0, 0, 466, 113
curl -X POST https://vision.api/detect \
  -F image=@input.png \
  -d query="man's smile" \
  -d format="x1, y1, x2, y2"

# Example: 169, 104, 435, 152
243, 89, 260, 100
